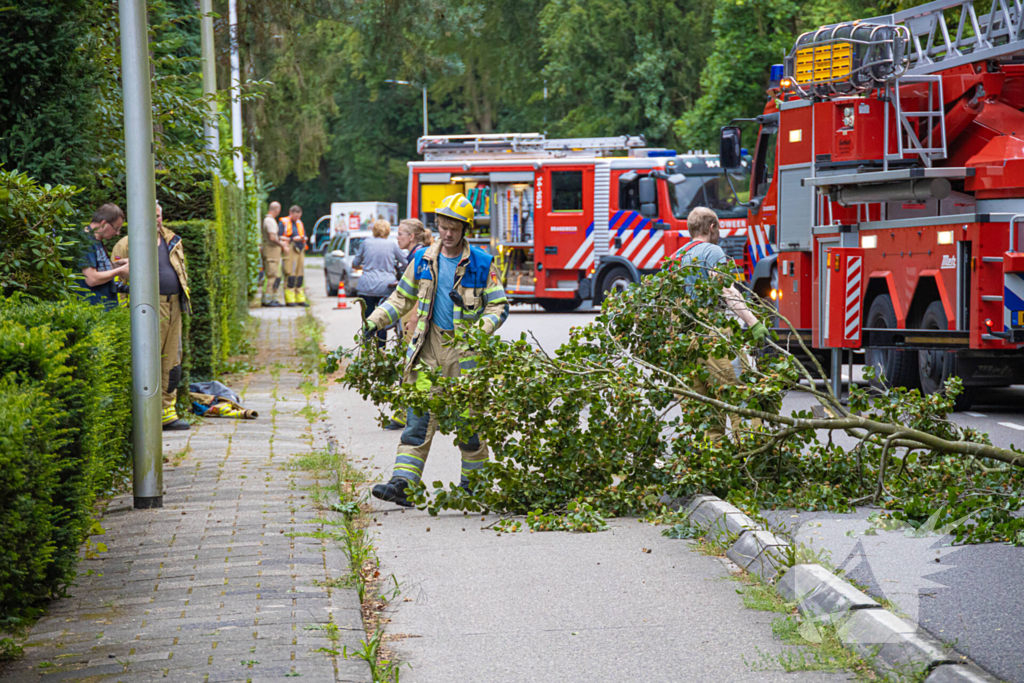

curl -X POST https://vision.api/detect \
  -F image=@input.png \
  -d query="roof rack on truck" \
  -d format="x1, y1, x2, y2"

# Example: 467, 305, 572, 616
416, 133, 649, 160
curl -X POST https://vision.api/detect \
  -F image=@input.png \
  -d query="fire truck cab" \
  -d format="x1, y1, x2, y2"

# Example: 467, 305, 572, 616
408, 134, 750, 311
722, 0, 1024, 408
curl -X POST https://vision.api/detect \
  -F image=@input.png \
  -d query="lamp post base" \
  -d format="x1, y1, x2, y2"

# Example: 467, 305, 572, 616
134, 496, 164, 509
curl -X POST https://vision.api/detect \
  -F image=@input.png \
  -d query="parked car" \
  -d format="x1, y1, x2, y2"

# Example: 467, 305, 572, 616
324, 229, 403, 297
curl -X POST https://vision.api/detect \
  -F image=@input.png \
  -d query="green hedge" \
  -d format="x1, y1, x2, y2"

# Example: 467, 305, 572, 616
0, 298, 131, 618
169, 179, 252, 382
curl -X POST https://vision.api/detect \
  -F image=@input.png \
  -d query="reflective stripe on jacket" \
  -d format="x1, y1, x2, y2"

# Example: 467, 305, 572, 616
367, 239, 510, 375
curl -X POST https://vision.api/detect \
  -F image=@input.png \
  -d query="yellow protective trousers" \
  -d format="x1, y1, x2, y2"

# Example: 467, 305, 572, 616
159, 293, 183, 417
283, 246, 306, 304
392, 325, 487, 485
261, 243, 282, 304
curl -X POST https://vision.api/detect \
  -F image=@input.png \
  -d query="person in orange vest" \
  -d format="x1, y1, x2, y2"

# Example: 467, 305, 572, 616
279, 204, 308, 306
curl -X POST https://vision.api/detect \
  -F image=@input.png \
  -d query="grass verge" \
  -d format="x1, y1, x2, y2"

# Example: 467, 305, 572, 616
732, 572, 887, 680
291, 309, 406, 682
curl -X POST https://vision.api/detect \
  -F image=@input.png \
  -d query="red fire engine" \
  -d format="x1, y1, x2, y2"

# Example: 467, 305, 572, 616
407, 134, 751, 311
721, 0, 1024, 409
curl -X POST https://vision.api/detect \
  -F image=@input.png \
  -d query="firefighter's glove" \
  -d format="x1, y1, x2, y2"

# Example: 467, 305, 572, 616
362, 321, 378, 341
749, 322, 769, 344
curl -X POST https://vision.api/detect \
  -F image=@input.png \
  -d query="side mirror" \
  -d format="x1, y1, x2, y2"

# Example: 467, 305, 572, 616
666, 173, 687, 186
331, 249, 346, 258
719, 126, 742, 169
638, 176, 656, 204
618, 170, 639, 188
640, 202, 658, 218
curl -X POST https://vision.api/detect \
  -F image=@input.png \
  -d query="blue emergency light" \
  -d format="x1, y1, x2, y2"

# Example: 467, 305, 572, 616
647, 150, 678, 157
769, 64, 784, 85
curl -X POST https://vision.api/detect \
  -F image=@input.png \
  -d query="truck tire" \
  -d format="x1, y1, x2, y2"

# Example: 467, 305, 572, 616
864, 294, 919, 391
539, 297, 583, 313
918, 301, 975, 411
601, 267, 634, 299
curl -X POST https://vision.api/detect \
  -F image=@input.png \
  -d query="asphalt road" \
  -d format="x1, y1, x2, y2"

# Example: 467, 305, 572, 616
309, 258, 1022, 681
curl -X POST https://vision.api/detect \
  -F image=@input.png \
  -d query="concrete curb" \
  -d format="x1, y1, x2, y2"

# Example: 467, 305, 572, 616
676, 495, 999, 683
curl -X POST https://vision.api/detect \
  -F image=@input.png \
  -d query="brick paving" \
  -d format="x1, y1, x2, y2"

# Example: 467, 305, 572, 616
1, 308, 369, 683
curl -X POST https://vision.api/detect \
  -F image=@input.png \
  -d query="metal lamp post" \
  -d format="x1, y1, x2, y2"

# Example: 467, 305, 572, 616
118, 0, 163, 509
384, 79, 428, 137
199, 0, 219, 155
229, 0, 244, 189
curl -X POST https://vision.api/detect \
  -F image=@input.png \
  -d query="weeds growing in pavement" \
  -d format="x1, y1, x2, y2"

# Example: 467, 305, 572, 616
730, 574, 793, 614
747, 616, 886, 680
344, 628, 408, 683
296, 310, 324, 374
731, 573, 882, 680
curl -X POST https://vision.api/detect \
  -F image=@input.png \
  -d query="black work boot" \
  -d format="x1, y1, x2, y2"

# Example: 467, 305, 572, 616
371, 477, 413, 507
162, 418, 191, 431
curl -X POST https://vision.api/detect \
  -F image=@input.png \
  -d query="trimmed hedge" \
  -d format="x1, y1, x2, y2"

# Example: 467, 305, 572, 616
170, 179, 252, 382
0, 299, 131, 618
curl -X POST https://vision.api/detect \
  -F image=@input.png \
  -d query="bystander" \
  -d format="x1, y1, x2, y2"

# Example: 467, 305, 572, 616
79, 203, 129, 309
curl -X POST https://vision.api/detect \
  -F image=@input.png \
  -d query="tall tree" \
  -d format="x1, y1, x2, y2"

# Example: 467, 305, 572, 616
540, 0, 714, 147
0, 1, 100, 187
674, 0, 798, 150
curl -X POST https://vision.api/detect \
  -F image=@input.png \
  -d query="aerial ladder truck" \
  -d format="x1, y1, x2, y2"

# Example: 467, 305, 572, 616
720, 0, 1024, 409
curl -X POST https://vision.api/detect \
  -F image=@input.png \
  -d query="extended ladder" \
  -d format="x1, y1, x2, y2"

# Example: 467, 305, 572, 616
870, 0, 1024, 75
417, 133, 647, 160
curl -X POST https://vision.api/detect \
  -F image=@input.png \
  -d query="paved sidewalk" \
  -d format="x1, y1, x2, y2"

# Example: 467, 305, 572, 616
1, 308, 369, 683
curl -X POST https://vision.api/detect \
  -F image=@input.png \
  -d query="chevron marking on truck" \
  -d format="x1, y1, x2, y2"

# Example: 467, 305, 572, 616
1004, 273, 1024, 331
845, 255, 863, 341
748, 223, 775, 266
564, 222, 596, 269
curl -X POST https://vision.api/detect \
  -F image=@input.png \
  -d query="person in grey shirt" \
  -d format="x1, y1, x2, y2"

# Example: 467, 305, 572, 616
353, 219, 408, 346
671, 207, 768, 442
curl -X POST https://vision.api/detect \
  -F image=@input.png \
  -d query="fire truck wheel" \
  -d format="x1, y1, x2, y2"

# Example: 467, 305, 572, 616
918, 301, 975, 411
602, 267, 634, 299
539, 297, 582, 313
865, 294, 919, 392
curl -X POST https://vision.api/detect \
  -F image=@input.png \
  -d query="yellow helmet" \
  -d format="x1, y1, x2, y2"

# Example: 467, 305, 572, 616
435, 193, 475, 227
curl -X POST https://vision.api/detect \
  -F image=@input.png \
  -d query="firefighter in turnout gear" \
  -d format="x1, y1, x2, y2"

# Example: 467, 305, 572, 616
366, 193, 510, 507
111, 202, 192, 430
261, 201, 285, 306
280, 205, 308, 306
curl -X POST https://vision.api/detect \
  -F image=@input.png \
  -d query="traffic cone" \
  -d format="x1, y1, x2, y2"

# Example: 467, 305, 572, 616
336, 281, 349, 310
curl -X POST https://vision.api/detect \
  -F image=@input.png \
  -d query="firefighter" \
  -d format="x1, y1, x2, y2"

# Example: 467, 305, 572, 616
261, 201, 286, 307
673, 207, 767, 443
364, 194, 510, 507
280, 205, 308, 307
111, 202, 192, 431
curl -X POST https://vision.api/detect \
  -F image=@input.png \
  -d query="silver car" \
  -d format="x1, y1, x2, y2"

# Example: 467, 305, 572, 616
323, 229, 402, 297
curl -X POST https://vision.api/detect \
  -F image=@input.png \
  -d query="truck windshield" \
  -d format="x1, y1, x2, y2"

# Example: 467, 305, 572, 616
670, 170, 751, 220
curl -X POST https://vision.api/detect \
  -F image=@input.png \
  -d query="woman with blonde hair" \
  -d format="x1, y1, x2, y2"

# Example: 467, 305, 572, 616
396, 218, 432, 260
353, 219, 407, 346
